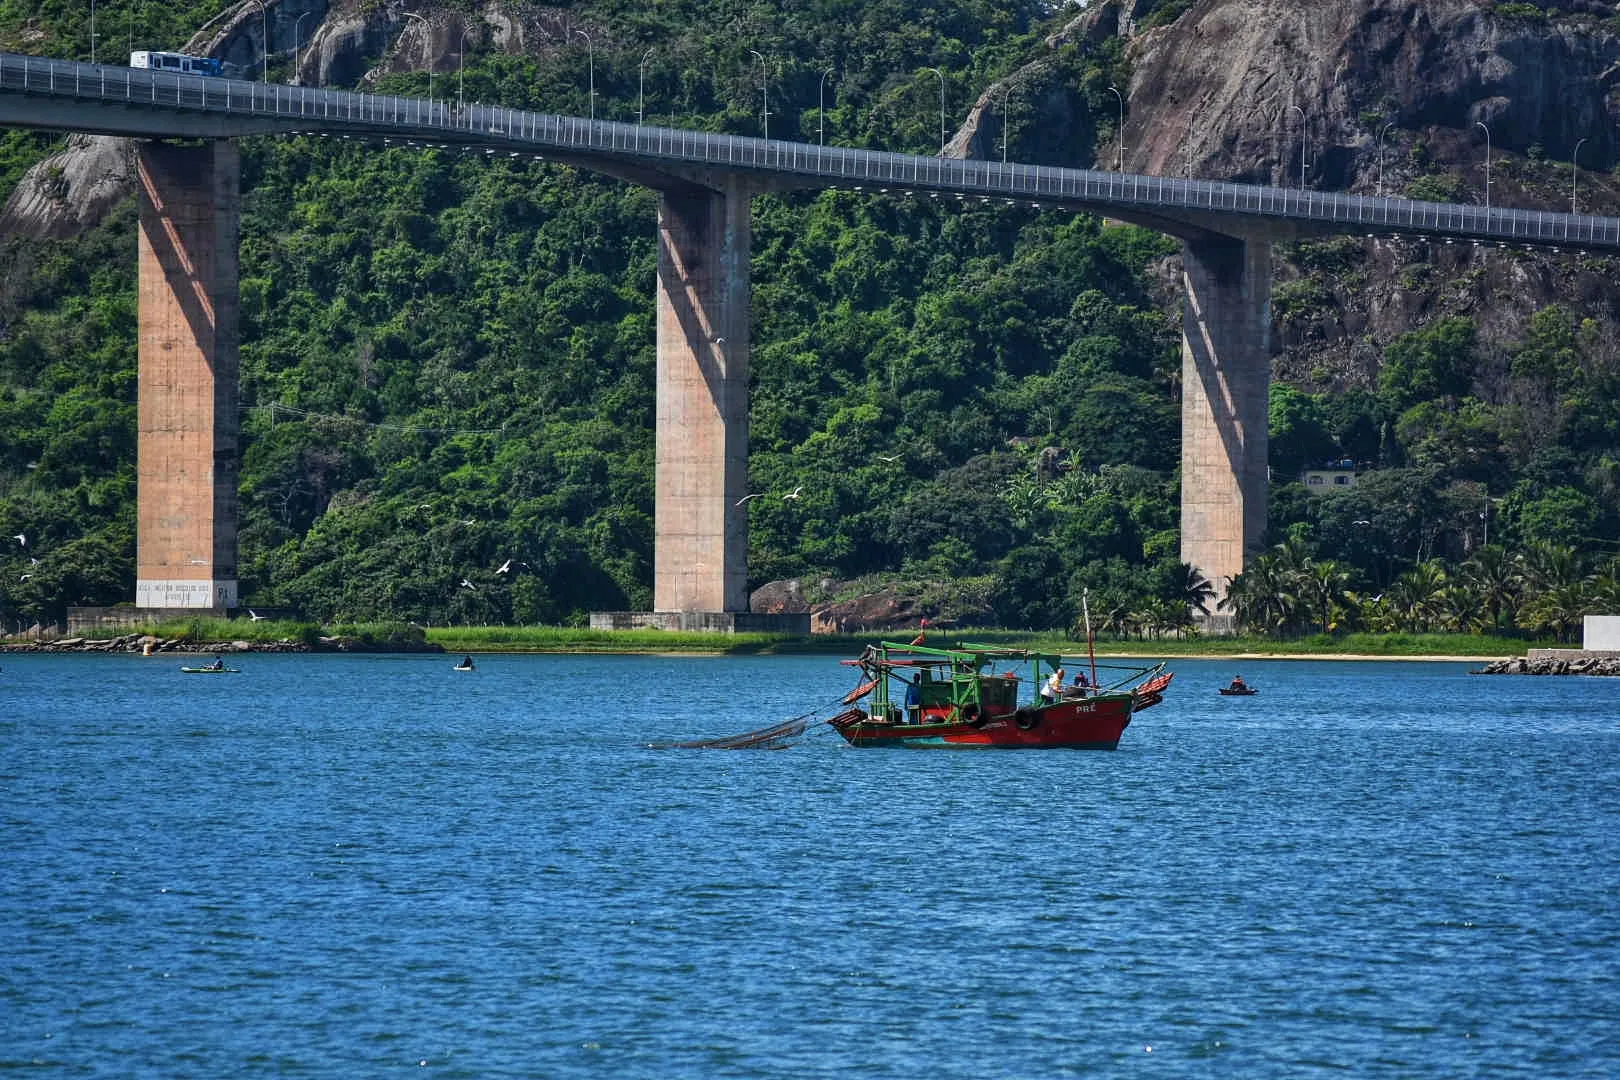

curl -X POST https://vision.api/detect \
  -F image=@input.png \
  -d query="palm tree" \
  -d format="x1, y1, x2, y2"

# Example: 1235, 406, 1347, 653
1168, 561, 1217, 618
1457, 545, 1523, 632
1300, 559, 1353, 635
1385, 560, 1450, 632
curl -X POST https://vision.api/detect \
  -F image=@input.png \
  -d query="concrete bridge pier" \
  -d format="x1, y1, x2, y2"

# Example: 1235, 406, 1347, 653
1179, 234, 1272, 625
653, 176, 752, 615
134, 141, 240, 610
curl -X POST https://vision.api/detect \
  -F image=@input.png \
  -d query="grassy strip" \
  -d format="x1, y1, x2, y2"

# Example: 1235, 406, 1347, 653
67, 620, 1540, 658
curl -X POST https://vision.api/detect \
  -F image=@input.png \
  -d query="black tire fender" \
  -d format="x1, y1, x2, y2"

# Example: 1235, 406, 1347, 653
1014, 707, 1039, 731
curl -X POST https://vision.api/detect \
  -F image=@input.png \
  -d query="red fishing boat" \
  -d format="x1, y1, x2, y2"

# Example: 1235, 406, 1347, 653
826, 641, 1172, 749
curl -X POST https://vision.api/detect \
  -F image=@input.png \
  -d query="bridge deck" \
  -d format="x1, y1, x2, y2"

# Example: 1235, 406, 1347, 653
4, 53, 1619, 252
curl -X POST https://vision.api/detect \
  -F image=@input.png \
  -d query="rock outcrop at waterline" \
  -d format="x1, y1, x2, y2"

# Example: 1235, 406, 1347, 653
1474, 654, 1620, 675
0, 634, 443, 654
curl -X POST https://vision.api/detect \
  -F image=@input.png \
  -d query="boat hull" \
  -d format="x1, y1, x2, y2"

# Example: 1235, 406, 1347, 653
830, 693, 1135, 749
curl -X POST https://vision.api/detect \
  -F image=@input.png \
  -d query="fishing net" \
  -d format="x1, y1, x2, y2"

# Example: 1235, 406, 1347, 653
646, 713, 813, 750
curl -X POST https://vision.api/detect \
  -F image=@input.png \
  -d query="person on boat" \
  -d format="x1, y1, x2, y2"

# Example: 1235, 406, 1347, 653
1040, 667, 1065, 704
1229, 675, 1247, 692
1071, 671, 1090, 696
903, 674, 922, 724
458, 655, 475, 670
208, 656, 224, 671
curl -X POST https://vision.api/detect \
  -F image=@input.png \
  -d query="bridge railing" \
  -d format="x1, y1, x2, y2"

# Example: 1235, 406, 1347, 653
4, 52, 1619, 251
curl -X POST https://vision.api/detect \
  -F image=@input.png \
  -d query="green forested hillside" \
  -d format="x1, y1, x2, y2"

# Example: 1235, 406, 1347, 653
2, 0, 1619, 640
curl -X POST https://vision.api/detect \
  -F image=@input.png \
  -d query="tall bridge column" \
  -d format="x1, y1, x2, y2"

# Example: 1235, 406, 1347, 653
1180, 235, 1271, 624
654, 177, 752, 613
134, 141, 240, 610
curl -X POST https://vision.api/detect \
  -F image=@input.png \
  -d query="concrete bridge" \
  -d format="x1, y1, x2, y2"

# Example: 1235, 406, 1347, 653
5, 53, 1619, 623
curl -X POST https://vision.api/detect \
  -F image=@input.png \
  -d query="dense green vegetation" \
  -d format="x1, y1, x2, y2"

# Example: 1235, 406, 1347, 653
2, 0, 1619, 644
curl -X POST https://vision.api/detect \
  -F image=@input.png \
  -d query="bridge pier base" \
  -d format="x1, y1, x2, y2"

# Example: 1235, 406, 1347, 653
1179, 235, 1271, 629
653, 178, 752, 613
134, 141, 241, 611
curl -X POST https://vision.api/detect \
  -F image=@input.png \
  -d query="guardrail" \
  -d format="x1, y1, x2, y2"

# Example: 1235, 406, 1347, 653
4, 52, 1619, 251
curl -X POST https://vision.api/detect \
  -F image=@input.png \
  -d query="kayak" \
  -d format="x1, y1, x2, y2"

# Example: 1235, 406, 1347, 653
180, 666, 241, 674
453, 664, 475, 672
1217, 687, 1258, 696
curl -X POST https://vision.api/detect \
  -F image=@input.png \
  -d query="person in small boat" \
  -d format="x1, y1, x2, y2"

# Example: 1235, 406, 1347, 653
1071, 671, 1090, 696
1040, 667, 1065, 704
1228, 675, 1247, 692
208, 656, 224, 671
458, 655, 475, 670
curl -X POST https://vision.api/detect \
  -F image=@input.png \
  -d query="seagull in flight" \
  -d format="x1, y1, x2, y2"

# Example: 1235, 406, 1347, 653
497, 559, 514, 574
782, 486, 804, 501
735, 493, 764, 506
247, 609, 267, 622
877, 454, 902, 463
460, 579, 477, 590
11, 533, 23, 546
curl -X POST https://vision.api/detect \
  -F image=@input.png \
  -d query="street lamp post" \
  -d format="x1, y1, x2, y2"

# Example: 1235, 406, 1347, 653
576, 29, 594, 120
1107, 84, 1124, 170
292, 11, 311, 84
1476, 121, 1491, 209
923, 67, 945, 153
1289, 104, 1306, 188
1376, 122, 1394, 196
998, 81, 1015, 164
819, 67, 835, 145
90, 0, 96, 64
402, 12, 431, 103
749, 50, 768, 139
638, 48, 654, 125
457, 25, 472, 111
1572, 137, 1589, 214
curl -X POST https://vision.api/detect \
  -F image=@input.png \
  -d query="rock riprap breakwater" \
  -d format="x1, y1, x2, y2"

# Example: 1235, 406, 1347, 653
0, 635, 443, 654
1475, 654, 1620, 676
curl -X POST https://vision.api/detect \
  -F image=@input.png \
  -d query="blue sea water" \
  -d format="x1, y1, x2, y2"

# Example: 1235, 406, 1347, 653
2, 652, 1618, 1077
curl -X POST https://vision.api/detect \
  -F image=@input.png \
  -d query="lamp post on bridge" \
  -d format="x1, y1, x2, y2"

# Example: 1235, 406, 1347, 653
749, 50, 768, 140
1107, 85, 1124, 170
819, 67, 836, 145
999, 80, 1017, 164
1376, 122, 1395, 196
576, 29, 594, 120
458, 25, 473, 112
90, 0, 96, 64
639, 48, 654, 125
923, 67, 946, 153
1573, 137, 1589, 214
402, 11, 432, 104
292, 11, 311, 84
1289, 104, 1306, 188
1476, 121, 1491, 209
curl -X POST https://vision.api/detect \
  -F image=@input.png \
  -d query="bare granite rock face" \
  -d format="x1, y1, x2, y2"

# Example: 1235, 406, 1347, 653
0, 134, 133, 241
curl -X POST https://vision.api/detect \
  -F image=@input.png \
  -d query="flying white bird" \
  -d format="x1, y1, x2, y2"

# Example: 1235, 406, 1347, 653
782, 487, 804, 501
460, 579, 477, 590
735, 493, 764, 506
247, 609, 267, 622
18, 573, 30, 581
11, 533, 23, 546
877, 454, 902, 463
497, 559, 514, 574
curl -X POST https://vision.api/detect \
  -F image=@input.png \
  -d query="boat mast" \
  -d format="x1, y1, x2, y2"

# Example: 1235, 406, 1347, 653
1082, 587, 1098, 689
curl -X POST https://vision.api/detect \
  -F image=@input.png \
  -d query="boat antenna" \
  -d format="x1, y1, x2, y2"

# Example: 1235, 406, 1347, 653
1082, 587, 1098, 689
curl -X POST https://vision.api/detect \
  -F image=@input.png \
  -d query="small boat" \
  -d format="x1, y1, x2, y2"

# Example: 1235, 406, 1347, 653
1218, 685, 1258, 696
453, 661, 476, 672
827, 641, 1173, 750
180, 666, 240, 674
